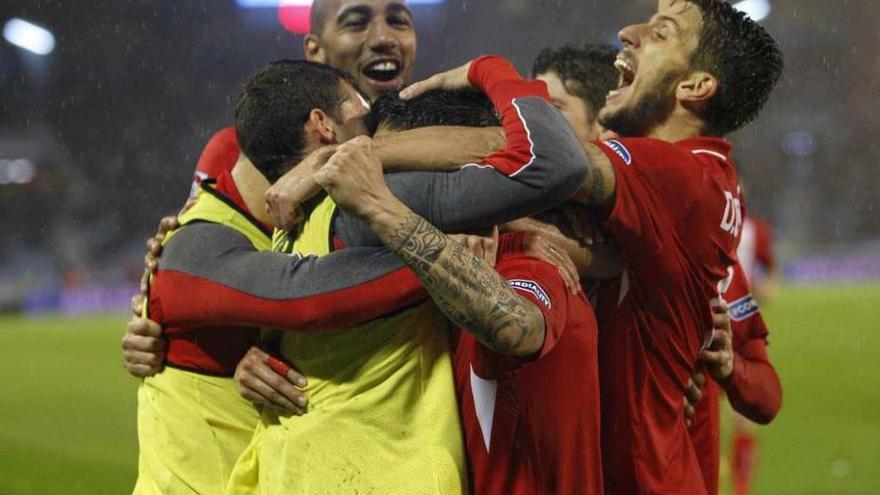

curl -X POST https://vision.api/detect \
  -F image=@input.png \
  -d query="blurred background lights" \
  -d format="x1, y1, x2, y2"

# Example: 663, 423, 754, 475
237, 0, 444, 7
238, 0, 446, 34
733, 0, 772, 22
3, 18, 56, 55
783, 131, 818, 157
0, 158, 37, 185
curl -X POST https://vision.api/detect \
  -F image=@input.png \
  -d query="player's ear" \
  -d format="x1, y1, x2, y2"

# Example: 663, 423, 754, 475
308, 108, 337, 144
677, 70, 717, 107
304, 34, 326, 63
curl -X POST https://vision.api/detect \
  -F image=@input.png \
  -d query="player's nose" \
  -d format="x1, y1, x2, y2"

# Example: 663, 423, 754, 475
618, 23, 645, 49
367, 19, 400, 53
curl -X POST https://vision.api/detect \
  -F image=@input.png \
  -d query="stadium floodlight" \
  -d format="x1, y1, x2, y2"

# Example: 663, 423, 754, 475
0, 158, 37, 185
733, 0, 771, 22
237, 0, 444, 7
3, 18, 56, 56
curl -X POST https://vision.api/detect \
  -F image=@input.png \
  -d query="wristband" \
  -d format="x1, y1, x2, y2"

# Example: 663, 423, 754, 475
266, 355, 292, 376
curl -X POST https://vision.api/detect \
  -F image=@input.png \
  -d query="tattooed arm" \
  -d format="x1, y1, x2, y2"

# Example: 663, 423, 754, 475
375, 210, 545, 356
569, 143, 617, 207
314, 136, 546, 357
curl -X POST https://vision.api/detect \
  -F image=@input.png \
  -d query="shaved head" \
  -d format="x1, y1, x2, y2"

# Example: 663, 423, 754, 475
303, 0, 416, 99
310, 0, 339, 36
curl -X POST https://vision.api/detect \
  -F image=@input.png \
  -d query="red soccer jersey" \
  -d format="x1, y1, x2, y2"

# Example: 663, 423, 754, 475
593, 137, 743, 494
190, 126, 241, 197
689, 262, 781, 495
454, 232, 603, 495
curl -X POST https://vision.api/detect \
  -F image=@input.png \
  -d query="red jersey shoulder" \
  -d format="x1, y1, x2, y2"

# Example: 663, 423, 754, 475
474, 234, 571, 367
598, 137, 708, 205
600, 137, 695, 169
192, 127, 241, 196
496, 233, 565, 313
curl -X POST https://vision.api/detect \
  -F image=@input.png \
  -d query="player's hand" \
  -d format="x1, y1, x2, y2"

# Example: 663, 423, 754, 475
520, 232, 580, 295
700, 298, 735, 381
448, 227, 499, 267
314, 137, 394, 220
138, 215, 180, 305
683, 371, 706, 426
399, 61, 473, 100
234, 346, 309, 416
121, 317, 166, 378
265, 145, 337, 231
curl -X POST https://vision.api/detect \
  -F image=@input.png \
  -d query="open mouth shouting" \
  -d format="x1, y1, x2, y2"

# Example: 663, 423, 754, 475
607, 55, 636, 105
361, 58, 405, 92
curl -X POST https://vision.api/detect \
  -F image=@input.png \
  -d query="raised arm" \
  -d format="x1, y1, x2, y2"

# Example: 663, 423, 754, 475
148, 222, 426, 332
334, 56, 588, 247
376, 125, 505, 172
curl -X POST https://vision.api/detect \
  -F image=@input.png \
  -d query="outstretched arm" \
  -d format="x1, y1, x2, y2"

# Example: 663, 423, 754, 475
266, 126, 504, 229
333, 56, 588, 247
149, 223, 426, 332
376, 125, 505, 172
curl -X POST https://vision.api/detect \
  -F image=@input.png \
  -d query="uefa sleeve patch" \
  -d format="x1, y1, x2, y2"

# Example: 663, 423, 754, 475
602, 139, 632, 165
728, 294, 759, 322
508, 279, 552, 309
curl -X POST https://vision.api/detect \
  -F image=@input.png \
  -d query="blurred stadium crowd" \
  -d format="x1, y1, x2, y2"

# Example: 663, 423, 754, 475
0, 0, 878, 315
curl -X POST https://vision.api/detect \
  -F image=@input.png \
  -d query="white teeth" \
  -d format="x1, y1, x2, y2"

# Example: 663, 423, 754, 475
369, 61, 398, 72
614, 58, 634, 75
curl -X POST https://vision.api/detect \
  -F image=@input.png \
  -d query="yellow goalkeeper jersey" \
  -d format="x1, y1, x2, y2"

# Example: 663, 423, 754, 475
226, 195, 466, 495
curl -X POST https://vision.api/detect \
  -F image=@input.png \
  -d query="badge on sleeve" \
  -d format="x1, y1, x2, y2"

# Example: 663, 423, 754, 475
728, 294, 760, 321
509, 279, 552, 309
602, 139, 632, 166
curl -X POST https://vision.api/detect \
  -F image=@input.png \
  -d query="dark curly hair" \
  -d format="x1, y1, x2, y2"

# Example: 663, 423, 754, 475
369, 89, 499, 133
234, 60, 359, 183
685, 0, 784, 135
532, 42, 619, 119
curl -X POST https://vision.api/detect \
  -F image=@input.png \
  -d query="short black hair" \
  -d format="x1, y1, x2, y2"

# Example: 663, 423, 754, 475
532, 42, 619, 119
685, 0, 783, 135
234, 60, 356, 183
369, 90, 500, 133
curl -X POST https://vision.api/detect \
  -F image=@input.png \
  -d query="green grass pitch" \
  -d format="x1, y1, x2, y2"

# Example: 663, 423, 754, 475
0, 284, 878, 494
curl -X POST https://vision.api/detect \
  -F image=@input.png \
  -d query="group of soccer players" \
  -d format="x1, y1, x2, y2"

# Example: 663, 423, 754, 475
121, 0, 784, 493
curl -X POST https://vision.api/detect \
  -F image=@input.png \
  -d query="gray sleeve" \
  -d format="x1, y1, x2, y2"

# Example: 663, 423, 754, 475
334, 96, 588, 247
154, 222, 422, 331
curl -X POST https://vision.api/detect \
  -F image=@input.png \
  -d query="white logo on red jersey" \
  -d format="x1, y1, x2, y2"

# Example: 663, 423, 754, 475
728, 294, 760, 321
602, 139, 632, 165
720, 189, 743, 237
509, 279, 551, 309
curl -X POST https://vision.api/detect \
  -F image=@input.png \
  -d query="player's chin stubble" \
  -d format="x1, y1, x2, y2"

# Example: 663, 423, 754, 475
600, 75, 680, 138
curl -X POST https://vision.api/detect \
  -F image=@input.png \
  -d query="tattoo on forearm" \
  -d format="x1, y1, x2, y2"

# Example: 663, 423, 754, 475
579, 144, 614, 206
386, 213, 542, 355
587, 164, 606, 204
